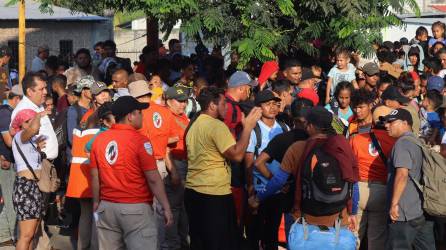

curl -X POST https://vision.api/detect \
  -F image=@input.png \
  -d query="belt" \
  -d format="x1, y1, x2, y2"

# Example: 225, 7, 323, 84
359, 179, 386, 185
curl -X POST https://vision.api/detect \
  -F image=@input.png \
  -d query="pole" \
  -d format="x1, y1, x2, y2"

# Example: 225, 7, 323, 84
18, 0, 25, 86
146, 16, 159, 58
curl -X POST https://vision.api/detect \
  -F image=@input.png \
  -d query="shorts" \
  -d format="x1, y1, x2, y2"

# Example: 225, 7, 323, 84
13, 176, 43, 221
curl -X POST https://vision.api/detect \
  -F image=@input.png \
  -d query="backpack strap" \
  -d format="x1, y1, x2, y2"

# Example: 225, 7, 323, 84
253, 123, 261, 157
370, 132, 387, 164
277, 121, 289, 133
14, 139, 39, 181
225, 97, 238, 124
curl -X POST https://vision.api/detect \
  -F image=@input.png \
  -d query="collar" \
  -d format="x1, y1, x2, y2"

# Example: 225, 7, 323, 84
22, 95, 41, 110
111, 124, 136, 131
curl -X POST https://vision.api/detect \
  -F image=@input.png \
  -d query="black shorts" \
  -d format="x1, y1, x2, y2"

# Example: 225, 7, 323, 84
13, 176, 43, 221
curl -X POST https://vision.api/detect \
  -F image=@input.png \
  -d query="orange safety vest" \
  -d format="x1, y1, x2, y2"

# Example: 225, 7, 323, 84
66, 128, 99, 198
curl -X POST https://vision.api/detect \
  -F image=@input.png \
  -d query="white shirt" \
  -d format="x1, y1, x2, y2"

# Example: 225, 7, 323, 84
442, 133, 446, 145
12, 131, 42, 173
31, 56, 45, 72
10, 96, 58, 160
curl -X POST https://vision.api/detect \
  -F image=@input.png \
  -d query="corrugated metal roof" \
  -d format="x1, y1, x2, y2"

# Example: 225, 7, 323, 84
403, 17, 446, 25
0, 0, 108, 21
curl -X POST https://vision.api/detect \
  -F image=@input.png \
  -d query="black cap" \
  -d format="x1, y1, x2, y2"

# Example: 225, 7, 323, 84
381, 86, 410, 104
254, 90, 281, 106
300, 67, 316, 82
165, 86, 188, 101
380, 108, 413, 125
111, 96, 149, 120
305, 106, 333, 129
97, 102, 113, 120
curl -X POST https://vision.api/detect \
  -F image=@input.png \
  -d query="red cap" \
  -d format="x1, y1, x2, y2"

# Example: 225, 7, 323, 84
258, 61, 279, 87
297, 88, 319, 106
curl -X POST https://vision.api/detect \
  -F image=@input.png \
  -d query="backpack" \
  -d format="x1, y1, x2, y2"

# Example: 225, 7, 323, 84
403, 135, 446, 218
301, 145, 350, 216
54, 103, 82, 149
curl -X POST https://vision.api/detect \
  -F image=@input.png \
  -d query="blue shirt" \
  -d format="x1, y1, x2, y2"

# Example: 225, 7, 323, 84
428, 37, 446, 47
247, 120, 288, 191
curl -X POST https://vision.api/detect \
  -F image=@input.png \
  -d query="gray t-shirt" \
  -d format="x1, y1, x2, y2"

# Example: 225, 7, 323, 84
388, 132, 423, 221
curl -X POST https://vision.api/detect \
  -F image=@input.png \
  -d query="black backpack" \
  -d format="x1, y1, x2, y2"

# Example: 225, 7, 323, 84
300, 145, 350, 216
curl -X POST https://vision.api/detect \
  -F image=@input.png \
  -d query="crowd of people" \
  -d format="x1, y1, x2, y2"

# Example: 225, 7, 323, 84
0, 21, 446, 250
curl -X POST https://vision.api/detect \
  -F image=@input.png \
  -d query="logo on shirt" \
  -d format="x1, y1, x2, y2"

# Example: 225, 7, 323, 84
144, 142, 153, 155
368, 142, 379, 157
105, 141, 118, 165
153, 112, 162, 128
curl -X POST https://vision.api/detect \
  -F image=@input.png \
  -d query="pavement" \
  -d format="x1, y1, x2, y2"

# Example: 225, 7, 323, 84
0, 225, 74, 250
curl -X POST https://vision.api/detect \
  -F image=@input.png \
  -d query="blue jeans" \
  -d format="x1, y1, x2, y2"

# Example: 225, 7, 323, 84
388, 215, 436, 250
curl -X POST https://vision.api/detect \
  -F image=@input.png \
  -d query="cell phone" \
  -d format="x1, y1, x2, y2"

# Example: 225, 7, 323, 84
318, 225, 330, 232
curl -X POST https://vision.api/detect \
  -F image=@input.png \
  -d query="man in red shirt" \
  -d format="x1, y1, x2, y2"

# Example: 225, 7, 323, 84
90, 96, 173, 250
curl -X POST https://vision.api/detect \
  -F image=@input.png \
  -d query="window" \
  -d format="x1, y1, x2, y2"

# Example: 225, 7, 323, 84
59, 40, 73, 64
7, 40, 18, 68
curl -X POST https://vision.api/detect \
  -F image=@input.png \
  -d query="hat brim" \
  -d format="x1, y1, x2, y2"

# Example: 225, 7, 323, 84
133, 91, 153, 99
92, 88, 111, 96
171, 95, 188, 102
256, 96, 281, 106
137, 102, 150, 110
380, 115, 397, 123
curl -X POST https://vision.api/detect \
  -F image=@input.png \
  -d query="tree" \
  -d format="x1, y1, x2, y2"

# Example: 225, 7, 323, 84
8, 0, 420, 67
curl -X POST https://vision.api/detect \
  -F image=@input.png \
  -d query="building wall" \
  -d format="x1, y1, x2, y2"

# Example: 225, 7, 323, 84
0, 20, 112, 70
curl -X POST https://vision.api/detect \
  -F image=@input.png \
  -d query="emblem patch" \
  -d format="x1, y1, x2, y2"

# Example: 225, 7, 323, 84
153, 112, 162, 128
368, 142, 379, 157
105, 141, 118, 165
144, 142, 153, 155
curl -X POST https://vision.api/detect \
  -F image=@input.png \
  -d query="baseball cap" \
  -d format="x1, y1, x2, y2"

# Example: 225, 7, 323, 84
91, 81, 109, 96
300, 67, 316, 82
254, 90, 281, 106
128, 80, 152, 98
75, 75, 95, 93
427, 76, 444, 92
372, 105, 393, 124
165, 86, 188, 101
362, 62, 380, 76
0, 46, 12, 57
228, 71, 258, 88
305, 106, 333, 129
10, 84, 23, 96
381, 86, 410, 104
111, 96, 149, 120
380, 108, 413, 125
296, 88, 319, 106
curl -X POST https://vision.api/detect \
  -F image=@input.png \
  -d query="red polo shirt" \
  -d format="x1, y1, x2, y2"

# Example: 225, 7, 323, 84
169, 112, 189, 160
90, 124, 157, 204
139, 102, 176, 160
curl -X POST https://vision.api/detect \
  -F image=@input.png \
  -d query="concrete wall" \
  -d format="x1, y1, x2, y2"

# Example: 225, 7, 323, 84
0, 20, 112, 70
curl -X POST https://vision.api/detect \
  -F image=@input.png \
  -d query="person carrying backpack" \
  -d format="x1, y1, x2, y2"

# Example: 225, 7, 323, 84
383, 108, 436, 249
244, 90, 289, 250
252, 107, 359, 231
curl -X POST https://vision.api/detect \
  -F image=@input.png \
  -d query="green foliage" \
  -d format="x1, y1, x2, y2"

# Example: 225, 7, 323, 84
11, 0, 420, 67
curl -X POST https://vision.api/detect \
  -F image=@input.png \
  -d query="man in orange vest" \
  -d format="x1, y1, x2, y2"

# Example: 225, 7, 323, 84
90, 96, 173, 250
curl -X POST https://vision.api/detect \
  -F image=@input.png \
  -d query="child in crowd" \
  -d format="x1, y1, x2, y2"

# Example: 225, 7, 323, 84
429, 21, 446, 49
420, 90, 444, 146
325, 81, 354, 126
325, 49, 357, 104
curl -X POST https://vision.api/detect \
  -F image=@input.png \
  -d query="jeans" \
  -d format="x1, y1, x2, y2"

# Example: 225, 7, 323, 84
387, 215, 436, 250
0, 163, 16, 242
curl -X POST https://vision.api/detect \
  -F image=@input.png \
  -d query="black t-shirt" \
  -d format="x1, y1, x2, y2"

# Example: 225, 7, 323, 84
263, 129, 308, 163
0, 105, 13, 162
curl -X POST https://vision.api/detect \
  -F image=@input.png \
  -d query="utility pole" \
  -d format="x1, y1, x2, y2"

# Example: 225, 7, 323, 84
18, 0, 25, 86
146, 15, 159, 58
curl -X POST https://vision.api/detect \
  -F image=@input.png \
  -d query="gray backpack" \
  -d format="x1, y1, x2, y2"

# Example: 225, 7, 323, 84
404, 135, 446, 218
